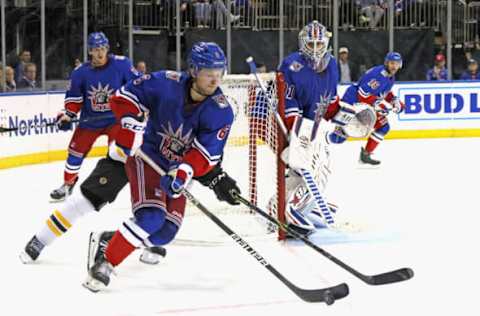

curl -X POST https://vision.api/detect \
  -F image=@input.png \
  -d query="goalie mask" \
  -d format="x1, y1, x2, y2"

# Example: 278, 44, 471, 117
298, 21, 332, 72
342, 103, 376, 138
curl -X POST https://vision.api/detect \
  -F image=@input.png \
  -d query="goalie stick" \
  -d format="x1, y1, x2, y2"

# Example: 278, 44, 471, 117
136, 149, 349, 305
234, 192, 414, 286
246, 56, 336, 227
0, 114, 115, 133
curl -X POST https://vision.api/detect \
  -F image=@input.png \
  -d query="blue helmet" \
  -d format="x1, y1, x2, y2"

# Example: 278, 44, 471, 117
188, 42, 227, 75
384, 52, 402, 68
88, 32, 109, 50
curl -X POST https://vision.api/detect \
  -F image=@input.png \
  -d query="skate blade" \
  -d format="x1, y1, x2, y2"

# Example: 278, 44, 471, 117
19, 251, 34, 264
357, 162, 381, 169
49, 198, 66, 203
82, 276, 105, 293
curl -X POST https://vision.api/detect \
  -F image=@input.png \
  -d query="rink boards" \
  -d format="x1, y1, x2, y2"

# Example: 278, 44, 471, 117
1, 80, 480, 169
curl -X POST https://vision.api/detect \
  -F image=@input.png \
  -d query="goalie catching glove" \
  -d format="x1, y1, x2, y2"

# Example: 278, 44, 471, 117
196, 163, 241, 205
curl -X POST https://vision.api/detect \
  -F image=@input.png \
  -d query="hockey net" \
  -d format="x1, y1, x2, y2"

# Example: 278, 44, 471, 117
181, 72, 287, 242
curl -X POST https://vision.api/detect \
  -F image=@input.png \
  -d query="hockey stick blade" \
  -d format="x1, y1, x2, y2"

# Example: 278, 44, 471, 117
235, 194, 414, 286
364, 267, 414, 285
137, 150, 349, 304
184, 188, 349, 305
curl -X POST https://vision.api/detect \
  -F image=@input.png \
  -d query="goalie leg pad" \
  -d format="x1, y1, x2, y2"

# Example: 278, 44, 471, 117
80, 157, 129, 211
285, 182, 319, 235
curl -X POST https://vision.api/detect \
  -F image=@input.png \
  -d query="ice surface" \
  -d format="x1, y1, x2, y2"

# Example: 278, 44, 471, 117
2, 138, 479, 315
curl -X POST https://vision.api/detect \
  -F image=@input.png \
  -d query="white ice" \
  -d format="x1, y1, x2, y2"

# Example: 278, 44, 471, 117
2, 138, 479, 316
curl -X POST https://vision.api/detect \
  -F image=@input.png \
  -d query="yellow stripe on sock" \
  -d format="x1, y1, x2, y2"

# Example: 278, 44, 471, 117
53, 210, 72, 229
46, 219, 62, 237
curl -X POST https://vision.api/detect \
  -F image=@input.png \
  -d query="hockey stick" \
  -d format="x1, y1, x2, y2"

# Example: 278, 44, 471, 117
246, 57, 336, 227
234, 193, 414, 286
136, 149, 349, 304
0, 114, 115, 133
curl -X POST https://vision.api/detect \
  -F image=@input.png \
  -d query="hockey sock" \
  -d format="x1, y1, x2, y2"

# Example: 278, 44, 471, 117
36, 191, 95, 246
64, 153, 83, 184
105, 231, 136, 266
365, 137, 380, 153
64, 171, 78, 185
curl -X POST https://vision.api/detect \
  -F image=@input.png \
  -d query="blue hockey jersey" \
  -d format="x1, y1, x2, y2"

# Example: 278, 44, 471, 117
278, 52, 339, 123
113, 71, 234, 173
341, 65, 395, 106
65, 54, 140, 129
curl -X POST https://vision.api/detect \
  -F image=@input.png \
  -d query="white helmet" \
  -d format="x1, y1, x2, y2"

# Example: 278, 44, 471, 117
298, 21, 332, 72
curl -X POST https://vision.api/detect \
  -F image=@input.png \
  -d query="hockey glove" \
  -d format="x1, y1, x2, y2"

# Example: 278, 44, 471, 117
160, 163, 193, 199
373, 99, 391, 115
56, 110, 77, 131
196, 164, 241, 205
391, 97, 405, 114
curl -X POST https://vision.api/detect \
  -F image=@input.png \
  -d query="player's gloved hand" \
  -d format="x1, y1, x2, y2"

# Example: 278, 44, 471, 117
196, 164, 241, 205
160, 163, 193, 199
56, 110, 77, 131
391, 97, 404, 114
373, 99, 391, 115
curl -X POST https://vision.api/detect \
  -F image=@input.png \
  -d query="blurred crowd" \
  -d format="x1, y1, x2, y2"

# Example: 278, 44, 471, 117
2, 44, 480, 93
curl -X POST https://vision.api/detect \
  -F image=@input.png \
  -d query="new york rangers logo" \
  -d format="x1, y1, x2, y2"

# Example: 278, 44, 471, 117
133, 74, 151, 85
87, 83, 114, 112
212, 94, 229, 108
157, 122, 193, 162
165, 71, 181, 82
289, 61, 304, 72
368, 79, 380, 90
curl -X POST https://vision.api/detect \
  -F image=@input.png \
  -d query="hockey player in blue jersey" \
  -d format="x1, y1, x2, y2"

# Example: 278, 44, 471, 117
270, 21, 369, 236
341, 52, 404, 165
51, 32, 140, 201
83, 42, 241, 292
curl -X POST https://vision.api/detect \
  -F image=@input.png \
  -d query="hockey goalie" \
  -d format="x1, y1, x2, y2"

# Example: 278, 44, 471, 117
280, 103, 376, 237
261, 20, 377, 237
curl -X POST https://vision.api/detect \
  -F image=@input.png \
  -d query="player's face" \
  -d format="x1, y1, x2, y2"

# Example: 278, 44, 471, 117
386, 61, 401, 75
194, 68, 224, 96
305, 40, 325, 59
89, 46, 109, 66
468, 62, 478, 73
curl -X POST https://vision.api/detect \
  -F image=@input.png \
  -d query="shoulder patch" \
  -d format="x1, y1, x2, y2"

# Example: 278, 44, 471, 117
367, 79, 380, 90
211, 94, 229, 108
133, 74, 151, 85
114, 55, 126, 60
289, 61, 304, 72
165, 71, 181, 82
